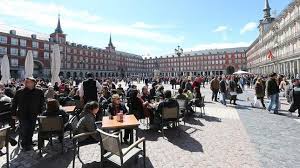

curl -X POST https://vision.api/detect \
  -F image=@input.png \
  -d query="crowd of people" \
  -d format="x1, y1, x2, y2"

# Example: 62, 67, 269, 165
0, 71, 299, 154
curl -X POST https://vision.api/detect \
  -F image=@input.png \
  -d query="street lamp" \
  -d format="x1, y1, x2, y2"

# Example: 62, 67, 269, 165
175, 45, 183, 77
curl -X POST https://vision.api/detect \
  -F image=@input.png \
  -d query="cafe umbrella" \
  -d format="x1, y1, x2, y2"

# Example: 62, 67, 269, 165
0, 55, 11, 84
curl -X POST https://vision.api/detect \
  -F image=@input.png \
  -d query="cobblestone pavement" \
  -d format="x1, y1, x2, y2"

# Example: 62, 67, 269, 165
1, 82, 299, 168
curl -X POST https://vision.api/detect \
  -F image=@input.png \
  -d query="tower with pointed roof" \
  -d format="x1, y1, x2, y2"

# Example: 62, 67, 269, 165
106, 33, 115, 52
50, 14, 66, 44
259, 0, 275, 35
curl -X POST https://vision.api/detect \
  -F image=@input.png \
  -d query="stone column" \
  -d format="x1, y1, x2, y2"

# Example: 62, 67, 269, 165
283, 62, 286, 75
290, 61, 293, 75
297, 59, 300, 74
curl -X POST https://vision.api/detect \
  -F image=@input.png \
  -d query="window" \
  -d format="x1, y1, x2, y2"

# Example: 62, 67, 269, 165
44, 52, 49, 59
11, 59, 18, 67
32, 41, 38, 48
0, 36, 7, 44
10, 48, 18, 56
20, 49, 26, 57
44, 44, 49, 50
20, 39, 26, 47
0, 46, 7, 54
11, 38, 18, 45
67, 47, 71, 53
33, 50, 38, 58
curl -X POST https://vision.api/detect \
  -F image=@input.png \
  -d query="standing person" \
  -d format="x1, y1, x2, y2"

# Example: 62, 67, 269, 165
288, 79, 300, 117
79, 72, 102, 106
254, 77, 266, 108
210, 76, 220, 102
11, 77, 45, 151
219, 76, 227, 106
185, 78, 193, 91
266, 73, 280, 114
228, 76, 238, 105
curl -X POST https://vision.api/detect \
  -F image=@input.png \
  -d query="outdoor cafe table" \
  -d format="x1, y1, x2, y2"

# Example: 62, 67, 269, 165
101, 114, 140, 144
61, 106, 76, 113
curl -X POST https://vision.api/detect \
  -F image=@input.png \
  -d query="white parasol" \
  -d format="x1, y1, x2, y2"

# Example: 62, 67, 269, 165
51, 44, 61, 85
0, 55, 11, 84
233, 70, 252, 75
24, 50, 34, 78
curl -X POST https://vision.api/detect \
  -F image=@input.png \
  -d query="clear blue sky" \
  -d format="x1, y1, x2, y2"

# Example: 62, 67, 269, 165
0, 0, 291, 57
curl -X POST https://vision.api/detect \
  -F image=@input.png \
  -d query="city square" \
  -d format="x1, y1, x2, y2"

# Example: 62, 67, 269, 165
1, 0, 300, 168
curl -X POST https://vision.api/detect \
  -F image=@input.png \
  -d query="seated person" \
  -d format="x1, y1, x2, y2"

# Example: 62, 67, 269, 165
155, 85, 165, 99
39, 99, 70, 148
193, 87, 202, 99
116, 84, 125, 97
107, 94, 131, 143
176, 88, 194, 114
99, 86, 111, 110
175, 88, 187, 100
76, 101, 100, 143
141, 86, 150, 102
183, 89, 193, 100
42, 99, 69, 125
107, 94, 128, 116
128, 89, 144, 120
44, 86, 57, 99
149, 83, 157, 100
155, 90, 179, 124
191, 87, 203, 110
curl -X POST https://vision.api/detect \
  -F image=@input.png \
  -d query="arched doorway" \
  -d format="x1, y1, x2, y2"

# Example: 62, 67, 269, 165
33, 60, 44, 78
66, 72, 71, 78
79, 72, 83, 78
73, 72, 77, 78
226, 66, 235, 75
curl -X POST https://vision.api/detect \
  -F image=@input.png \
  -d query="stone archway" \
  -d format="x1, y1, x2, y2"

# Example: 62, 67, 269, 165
226, 66, 235, 75
66, 72, 71, 78
33, 60, 44, 78
79, 72, 83, 78
73, 72, 77, 78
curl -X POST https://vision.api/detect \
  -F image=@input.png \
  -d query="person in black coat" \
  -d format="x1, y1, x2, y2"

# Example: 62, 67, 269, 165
266, 73, 280, 114
288, 79, 300, 117
219, 77, 227, 105
11, 77, 45, 151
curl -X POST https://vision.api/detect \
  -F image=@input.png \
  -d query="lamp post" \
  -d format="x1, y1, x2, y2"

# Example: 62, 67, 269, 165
175, 45, 183, 77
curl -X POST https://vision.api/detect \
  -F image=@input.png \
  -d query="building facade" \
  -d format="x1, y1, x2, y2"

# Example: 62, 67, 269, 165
247, 0, 300, 77
0, 17, 144, 79
0, 17, 248, 80
144, 47, 247, 77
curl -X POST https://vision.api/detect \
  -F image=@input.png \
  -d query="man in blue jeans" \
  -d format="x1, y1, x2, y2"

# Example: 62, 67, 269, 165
266, 73, 280, 114
219, 76, 227, 106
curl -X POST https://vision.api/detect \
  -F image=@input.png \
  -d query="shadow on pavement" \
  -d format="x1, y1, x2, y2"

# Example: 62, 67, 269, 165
166, 129, 204, 153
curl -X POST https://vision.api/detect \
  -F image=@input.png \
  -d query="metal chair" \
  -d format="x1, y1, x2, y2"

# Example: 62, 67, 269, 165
161, 107, 180, 137
193, 96, 205, 117
72, 131, 99, 168
0, 126, 10, 168
68, 115, 79, 139
71, 121, 102, 168
98, 129, 146, 168
176, 99, 187, 125
37, 115, 64, 156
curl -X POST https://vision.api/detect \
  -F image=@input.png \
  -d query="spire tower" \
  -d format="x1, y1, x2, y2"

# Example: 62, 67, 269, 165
55, 14, 63, 34
263, 0, 271, 20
